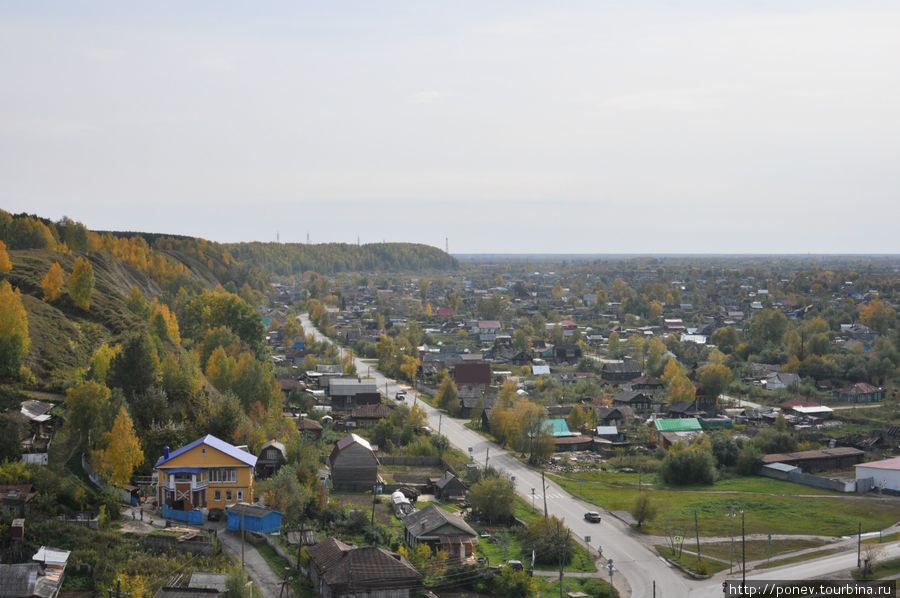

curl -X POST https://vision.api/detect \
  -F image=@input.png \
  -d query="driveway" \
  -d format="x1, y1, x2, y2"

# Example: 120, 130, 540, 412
218, 530, 289, 598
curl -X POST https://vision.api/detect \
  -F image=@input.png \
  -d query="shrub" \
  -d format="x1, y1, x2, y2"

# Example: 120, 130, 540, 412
659, 447, 717, 485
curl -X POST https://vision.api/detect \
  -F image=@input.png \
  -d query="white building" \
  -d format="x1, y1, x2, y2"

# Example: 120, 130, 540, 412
855, 456, 900, 492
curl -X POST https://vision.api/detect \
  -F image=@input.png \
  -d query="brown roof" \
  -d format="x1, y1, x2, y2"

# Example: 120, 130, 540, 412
329, 434, 376, 465
631, 375, 662, 386
296, 417, 323, 431
454, 363, 491, 386
403, 504, 477, 540
553, 435, 594, 446
762, 447, 864, 464
839, 382, 882, 395
307, 539, 422, 589
0, 485, 35, 503
350, 404, 393, 420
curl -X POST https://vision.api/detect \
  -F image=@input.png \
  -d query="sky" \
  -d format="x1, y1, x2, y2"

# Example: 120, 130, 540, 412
1, 1, 899, 254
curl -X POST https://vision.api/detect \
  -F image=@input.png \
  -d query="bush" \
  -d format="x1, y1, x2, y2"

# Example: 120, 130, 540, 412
659, 448, 717, 485
521, 515, 576, 566
736, 445, 763, 475
469, 476, 515, 523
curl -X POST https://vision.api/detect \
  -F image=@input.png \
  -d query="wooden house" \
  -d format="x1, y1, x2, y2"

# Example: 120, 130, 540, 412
402, 504, 478, 563
307, 538, 422, 598
155, 435, 257, 512
329, 434, 380, 492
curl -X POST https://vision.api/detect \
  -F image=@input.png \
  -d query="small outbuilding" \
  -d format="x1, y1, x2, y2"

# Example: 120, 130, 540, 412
226, 503, 283, 534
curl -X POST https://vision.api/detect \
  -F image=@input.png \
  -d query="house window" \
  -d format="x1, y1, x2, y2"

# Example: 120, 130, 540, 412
209, 468, 237, 483
214, 490, 221, 501
226, 490, 233, 501
201, 447, 206, 454
236, 490, 243, 501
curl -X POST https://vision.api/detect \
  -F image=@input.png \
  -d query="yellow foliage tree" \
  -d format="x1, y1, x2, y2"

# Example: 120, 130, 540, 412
149, 299, 181, 344
92, 406, 144, 486
0, 281, 30, 378
206, 346, 236, 392
41, 261, 65, 302
0, 241, 11, 272
667, 375, 697, 406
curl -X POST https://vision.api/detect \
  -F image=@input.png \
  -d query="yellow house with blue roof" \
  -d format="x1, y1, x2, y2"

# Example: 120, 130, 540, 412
155, 435, 257, 511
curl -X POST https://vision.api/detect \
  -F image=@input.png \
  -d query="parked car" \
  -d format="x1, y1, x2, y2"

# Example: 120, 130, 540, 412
395, 390, 407, 400
208, 508, 224, 522
584, 511, 602, 523
505, 560, 524, 571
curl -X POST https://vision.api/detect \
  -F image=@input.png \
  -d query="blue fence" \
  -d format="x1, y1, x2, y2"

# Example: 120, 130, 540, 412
161, 504, 203, 524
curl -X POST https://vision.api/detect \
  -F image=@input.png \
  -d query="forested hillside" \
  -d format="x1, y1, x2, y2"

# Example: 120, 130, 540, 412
226, 241, 458, 275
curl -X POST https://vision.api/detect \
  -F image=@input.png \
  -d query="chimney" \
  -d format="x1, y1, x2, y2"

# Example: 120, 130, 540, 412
163, 446, 170, 460
11, 518, 24, 540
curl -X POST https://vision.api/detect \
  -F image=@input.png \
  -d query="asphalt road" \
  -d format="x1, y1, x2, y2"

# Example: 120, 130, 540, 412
299, 315, 891, 597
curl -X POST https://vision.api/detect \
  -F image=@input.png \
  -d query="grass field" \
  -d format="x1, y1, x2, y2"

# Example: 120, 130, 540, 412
692, 538, 827, 562
550, 472, 900, 537
655, 546, 730, 575
537, 576, 618, 598
754, 548, 844, 569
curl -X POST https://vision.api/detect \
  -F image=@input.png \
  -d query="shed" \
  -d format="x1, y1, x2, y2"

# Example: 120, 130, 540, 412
855, 456, 900, 492
226, 503, 283, 534
329, 434, 380, 492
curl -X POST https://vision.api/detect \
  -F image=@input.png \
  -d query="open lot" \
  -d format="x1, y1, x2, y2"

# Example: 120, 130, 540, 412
550, 472, 900, 536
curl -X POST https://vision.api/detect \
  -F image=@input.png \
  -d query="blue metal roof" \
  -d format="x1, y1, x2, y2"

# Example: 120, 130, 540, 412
155, 434, 258, 468
166, 467, 205, 475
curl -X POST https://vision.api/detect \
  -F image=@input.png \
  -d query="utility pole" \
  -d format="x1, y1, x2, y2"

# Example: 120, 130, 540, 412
116, 578, 121, 598
694, 510, 701, 563
730, 508, 736, 574
438, 413, 442, 435
858, 522, 862, 568
741, 510, 746, 591
485, 447, 490, 470
541, 470, 548, 518
241, 512, 246, 569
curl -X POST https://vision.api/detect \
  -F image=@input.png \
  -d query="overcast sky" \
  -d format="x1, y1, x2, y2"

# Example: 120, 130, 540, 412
2, 2, 898, 254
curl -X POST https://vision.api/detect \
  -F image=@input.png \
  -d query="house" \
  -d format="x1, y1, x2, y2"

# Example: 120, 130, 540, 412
307, 538, 422, 598
602, 361, 643, 383
0, 547, 70, 598
155, 435, 257, 513
329, 434, 380, 492
226, 503, 283, 534
666, 401, 701, 418
459, 395, 493, 419
627, 375, 664, 394
0, 485, 35, 518
594, 407, 628, 427
19, 400, 55, 461
762, 447, 865, 472
546, 405, 574, 418
553, 344, 582, 363
402, 504, 478, 563
348, 404, 393, 428
255, 440, 286, 478
295, 415, 324, 439
612, 391, 653, 412
651, 418, 703, 448
834, 383, 884, 404
594, 426, 622, 442
454, 363, 491, 398
433, 471, 467, 500
327, 379, 380, 412
765, 373, 800, 390
473, 320, 501, 334
552, 435, 594, 452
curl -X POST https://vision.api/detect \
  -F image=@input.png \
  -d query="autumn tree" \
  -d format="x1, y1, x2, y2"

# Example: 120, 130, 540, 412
667, 374, 697, 406
89, 343, 119, 383
92, 406, 144, 485
860, 299, 897, 335
435, 374, 460, 415
632, 493, 657, 527
0, 241, 11, 272
607, 331, 622, 358
149, 299, 181, 344
68, 256, 94, 310
41, 261, 65, 302
0, 281, 30, 379
469, 476, 515, 523
399, 354, 418, 383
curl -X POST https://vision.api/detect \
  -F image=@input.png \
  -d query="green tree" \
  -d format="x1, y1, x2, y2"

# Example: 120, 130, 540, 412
264, 465, 312, 526
108, 333, 160, 397
126, 285, 150, 317
469, 476, 515, 523
522, 515, 576, 567
631, 493, 657, 528
0, 281, 30, 379
180, 290, 267, 356
710, 326, 739, 353
65, 381, 112, 449
748, 309, 788, 347
68, 256, 94, 310
607, 332, 622, 358
698, 363, 733, 399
